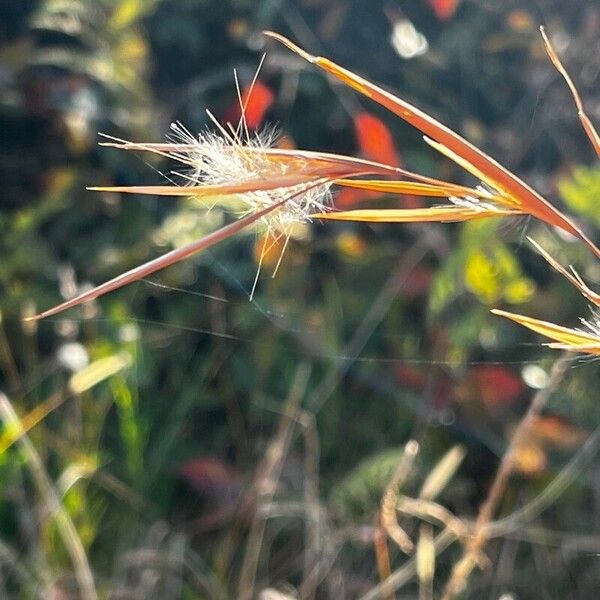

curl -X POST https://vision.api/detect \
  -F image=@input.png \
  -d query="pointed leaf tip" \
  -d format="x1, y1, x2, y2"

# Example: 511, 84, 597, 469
527, 238, 600, 307
31, 197, 289, 320
262, 31, 316, 63
491, 308, 600, 355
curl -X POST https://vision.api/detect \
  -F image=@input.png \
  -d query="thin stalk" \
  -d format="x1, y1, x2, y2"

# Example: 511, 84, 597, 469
0, 312, 20, 393
0, 393, 97, 600
440, 354, 571, 600
237, 364, 311, 600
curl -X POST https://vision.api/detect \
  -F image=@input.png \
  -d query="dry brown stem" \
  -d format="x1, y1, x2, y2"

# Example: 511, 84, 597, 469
237, 364, 311, 600
440, 354, 571, 600
380, 440, 420, 554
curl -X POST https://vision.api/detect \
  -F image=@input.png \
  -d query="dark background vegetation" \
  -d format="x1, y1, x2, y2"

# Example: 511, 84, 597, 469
1, 0, 599, 597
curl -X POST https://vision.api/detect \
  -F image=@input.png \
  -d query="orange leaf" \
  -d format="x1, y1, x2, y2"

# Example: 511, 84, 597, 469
529, 414, 587, 449
428, 0, 460, 21
354, 112, 400, 166
335, 231, 367, 257
513, 441, 547, 476
253, 231, 286, 267
461, 366, 524, 407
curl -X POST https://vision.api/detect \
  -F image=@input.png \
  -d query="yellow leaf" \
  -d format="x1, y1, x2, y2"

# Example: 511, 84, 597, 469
0, 393, 65, 455
69, 352, 133, 394
464, 250, 500, 303
336, 231, 367, 258
513, 441, 547, 476
503, 279, 535, 304
110, 0, 147, 30
116, 33, 148, 64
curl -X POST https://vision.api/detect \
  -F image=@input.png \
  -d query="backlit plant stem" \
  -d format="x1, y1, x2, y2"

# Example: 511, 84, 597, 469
440, 354, 571, 600
0, 393, 97, 600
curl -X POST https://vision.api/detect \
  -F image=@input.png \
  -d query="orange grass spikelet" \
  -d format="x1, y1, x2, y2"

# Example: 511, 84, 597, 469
30, 115, 467, 320
489, 31, 600, 357
491, 309, 600, 356
31, 28, 600, 324
264, 31, 600, 260
491, 239, 600, 357
30, 88, 381, 320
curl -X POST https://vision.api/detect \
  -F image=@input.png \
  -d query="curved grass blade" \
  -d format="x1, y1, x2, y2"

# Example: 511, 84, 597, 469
98, 134, 404, 178
29, 196, 291, 321
334, 178, 484, 198
541, 26, 600, 158
312, 206, 518, 223
0, 392, 65, 455
528, 238, 600, 307
89, 174, 334, 197
491, 309, 600, 355
264, 31, 600, 259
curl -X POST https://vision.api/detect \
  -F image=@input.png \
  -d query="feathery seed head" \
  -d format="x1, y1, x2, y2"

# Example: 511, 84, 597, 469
581, 314, 600, 339
166, 120, 333, 236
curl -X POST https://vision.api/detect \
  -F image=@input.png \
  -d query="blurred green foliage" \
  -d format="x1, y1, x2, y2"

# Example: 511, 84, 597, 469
559, 164, 600, 228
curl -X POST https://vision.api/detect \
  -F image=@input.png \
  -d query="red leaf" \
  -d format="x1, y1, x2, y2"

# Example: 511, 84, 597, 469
401, 265, 433, 298
428, 0, 460, 21
224, 80, 275, 130
462, 366, 524, 407
393, 366, 455, 409
335, 186, 380, 209
179, 458, 255, 532
340, 112, 421, 208
243, 80, 275, 129
350, 112, 422, 208
394, 364, 426, 391
178, 457, 242, 498
354, 112, 400, 166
